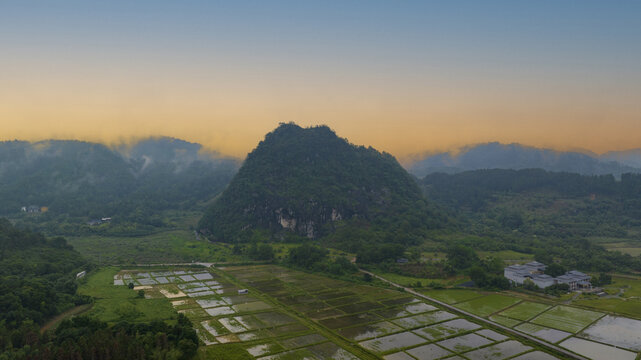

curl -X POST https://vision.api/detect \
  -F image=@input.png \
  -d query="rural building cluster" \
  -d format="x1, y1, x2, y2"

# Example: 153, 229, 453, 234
504, 261, 591, 290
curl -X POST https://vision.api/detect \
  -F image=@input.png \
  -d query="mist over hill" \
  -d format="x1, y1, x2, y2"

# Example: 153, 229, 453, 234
198, 123, 441, 249
0, 138, 239, 235
408, 142, 641, 178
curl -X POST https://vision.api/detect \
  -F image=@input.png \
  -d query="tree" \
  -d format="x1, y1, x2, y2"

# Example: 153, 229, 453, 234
287, 244, 328, 269
446, 245, 479, 272
545, 263, 566, 277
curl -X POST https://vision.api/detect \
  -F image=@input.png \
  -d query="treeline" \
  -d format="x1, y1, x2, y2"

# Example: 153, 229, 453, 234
0, 219, 89, 330
421, 169, 641, 270
1, 315, 198, 360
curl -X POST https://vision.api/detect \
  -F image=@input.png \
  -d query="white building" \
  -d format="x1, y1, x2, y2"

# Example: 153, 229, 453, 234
504, 262, 590, 290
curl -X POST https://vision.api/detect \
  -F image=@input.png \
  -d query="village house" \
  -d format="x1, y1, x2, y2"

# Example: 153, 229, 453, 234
504, 261, 591, 290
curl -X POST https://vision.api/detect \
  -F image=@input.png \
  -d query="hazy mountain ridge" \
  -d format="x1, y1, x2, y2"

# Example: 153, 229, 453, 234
0, 138, 239, 233
409, 142, 641, 178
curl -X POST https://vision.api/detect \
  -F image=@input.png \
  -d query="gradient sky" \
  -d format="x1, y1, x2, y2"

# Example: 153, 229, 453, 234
1, 1, 640, 159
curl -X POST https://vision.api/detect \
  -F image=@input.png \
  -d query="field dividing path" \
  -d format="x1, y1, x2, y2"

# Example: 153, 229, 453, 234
360, 269, 589, 360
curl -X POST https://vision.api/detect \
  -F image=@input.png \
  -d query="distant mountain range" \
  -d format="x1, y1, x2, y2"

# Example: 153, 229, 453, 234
408, 142, 641, 178
0, 138, 238, 234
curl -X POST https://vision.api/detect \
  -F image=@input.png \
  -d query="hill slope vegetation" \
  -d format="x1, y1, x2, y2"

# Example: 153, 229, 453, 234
199, 123, 440, 249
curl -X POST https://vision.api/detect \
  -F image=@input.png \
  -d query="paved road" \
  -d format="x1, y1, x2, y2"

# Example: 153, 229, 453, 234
359, 269, 589, 360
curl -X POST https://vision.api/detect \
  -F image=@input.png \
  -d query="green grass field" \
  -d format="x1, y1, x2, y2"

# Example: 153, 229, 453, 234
530, 305, 603, 333
573, 298, 641, 319
489, 315, 522, 327
609, 276, 641, 298
476, 250, 535, 262
499, 301, 551, 321
421, 289, 483, 304
79, 267, 177, 324
454, 294, 521, 317
68, 230, 244, 264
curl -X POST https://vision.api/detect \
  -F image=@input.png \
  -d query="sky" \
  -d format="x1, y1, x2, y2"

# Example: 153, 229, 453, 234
1, 1, 640, 159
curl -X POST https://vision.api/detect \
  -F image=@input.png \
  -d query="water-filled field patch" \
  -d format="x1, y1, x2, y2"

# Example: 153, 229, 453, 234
579, 315, 641, 351
270, 323, 308, 335
196, 299, 227, 308
464, 340, 532, 360
530, 306, 603, 333
179, 274, 196, 282
499, 302, 550, 321
383, 352, 415, 360
392, 311, 457, 329
337, 321, 403, 341
455, 294, 521, 317
193, 273, 213, 280
205, 306, 235, 316
413, 318, 481, 341
237, 330, 273, 341
381, 297, 418, 306
514, 323, 571, 343
337, 301, 383, 314
404, 302, 438, 314
233, 301, 272, 312
246, 342, 285, 357
306, 342, 360, 360
319, 313, 381, 329
219, 317, 247, 333
326, 296, 361, 307
510, 351, 560, 360
359, 331, 427, 353
437, 333, 493, 352
307, 308, 344, 319
280, 333, 327, 348
187, 290, 215, 297
255, 347, 317, 359
475, 329, 508, 341
406, 343, 453, 359
222, 295, 258, 305
559, 337, 637, 360
374, 307, 411, 319
253, 311, 296, 327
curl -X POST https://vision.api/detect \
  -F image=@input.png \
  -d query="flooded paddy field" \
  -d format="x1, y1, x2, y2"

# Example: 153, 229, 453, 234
559, 337, 637, 360
221, 265, 566, 359
579, 315, 641, 351
529, 306, 604, 333
425, 288, 641, 359
116, 265, 641, 359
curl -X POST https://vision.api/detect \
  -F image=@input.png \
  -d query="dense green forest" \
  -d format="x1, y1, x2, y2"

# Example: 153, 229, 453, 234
0, 139, 237, 236
419, 169, 641, 274
198, 123, 444, 259
0, 220, 198, 360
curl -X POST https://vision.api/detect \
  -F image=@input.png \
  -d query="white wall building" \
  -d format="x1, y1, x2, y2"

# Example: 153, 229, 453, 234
504, 262, 590, 290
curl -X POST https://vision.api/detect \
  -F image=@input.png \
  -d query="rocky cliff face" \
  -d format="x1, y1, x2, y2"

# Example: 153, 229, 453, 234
198, 123, 433, 242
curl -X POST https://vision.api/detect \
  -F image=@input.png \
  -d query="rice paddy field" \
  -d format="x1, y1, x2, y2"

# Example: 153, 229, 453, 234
217, 265, 560, 360
94, 265, 641, 359
422, 288, 641, 360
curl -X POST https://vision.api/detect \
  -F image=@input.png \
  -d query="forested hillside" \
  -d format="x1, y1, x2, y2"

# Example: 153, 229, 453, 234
420, 169, 641, 273
0, 219, 198, 360
199, 123, 443, 257
0, 139, 238, 235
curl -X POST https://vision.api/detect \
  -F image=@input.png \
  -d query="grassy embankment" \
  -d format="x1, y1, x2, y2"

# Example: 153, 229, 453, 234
78, 267, 177, 324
